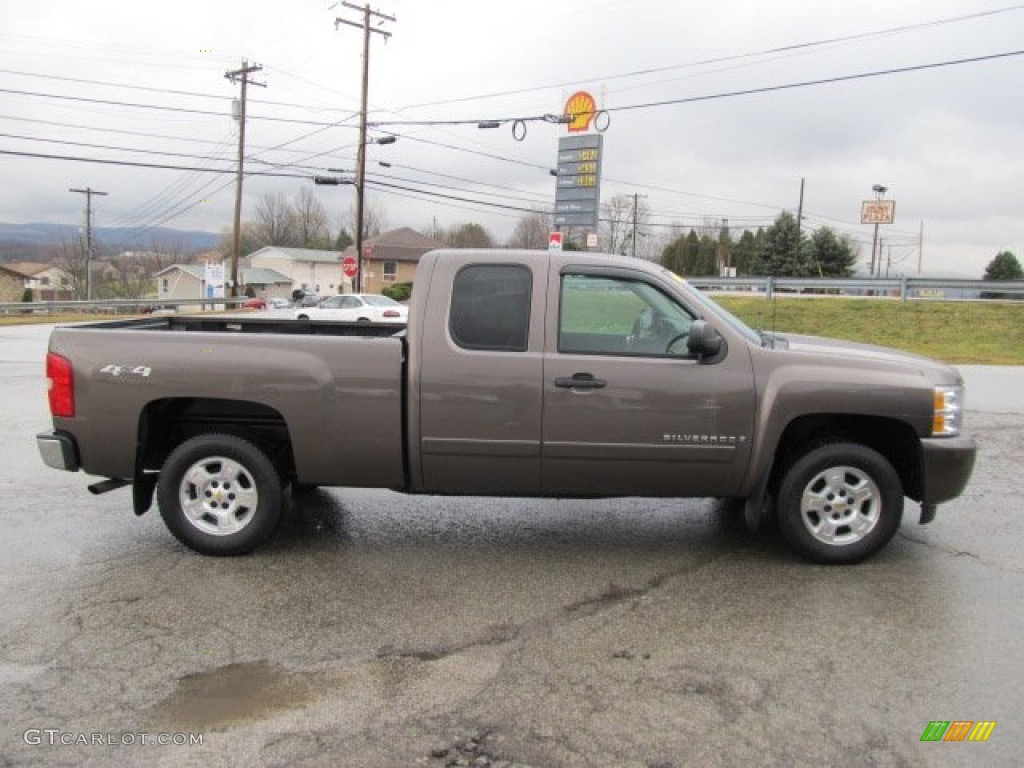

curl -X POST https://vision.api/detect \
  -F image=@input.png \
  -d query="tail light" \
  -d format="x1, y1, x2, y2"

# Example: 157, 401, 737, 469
46, 352, 75, 417
382, 310, 401, 318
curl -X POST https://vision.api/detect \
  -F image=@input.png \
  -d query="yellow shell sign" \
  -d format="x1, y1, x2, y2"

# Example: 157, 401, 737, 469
564, 91, 597, 133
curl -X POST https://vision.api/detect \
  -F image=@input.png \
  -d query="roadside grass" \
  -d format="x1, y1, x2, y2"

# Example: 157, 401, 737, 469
714, 296, 1024, 365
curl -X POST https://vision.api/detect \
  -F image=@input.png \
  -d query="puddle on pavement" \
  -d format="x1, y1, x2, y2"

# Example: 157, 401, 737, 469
149, 660, 313, 731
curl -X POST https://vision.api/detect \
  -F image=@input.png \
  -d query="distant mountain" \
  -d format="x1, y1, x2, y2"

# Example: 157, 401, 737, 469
0, 222, 219, 253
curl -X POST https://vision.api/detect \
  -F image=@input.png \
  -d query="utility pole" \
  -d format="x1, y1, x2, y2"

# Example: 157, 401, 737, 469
918, 220, 924, 275
631, 193, 639, 258
718, 218, 731, 276
225, 60, 265, 298
795, 177, 805, 272
69, 187, 108, 300
629, 192, 647, 258
336, 2, 394, 292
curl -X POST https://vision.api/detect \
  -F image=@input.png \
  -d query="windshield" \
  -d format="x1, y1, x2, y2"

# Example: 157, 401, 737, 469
664, 271, 762, 345
363, 295, 403, 307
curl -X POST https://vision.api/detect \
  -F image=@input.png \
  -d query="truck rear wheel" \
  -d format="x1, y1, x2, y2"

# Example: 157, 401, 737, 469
157, 434, 283, 556
776, 442, 903, 564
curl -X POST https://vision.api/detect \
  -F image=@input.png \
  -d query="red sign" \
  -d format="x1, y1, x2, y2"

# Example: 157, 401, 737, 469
342, 256, 358, 278
548, 231, 563, 251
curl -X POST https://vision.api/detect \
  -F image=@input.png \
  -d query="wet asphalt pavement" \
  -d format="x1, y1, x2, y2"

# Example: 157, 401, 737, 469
1, 323, 1021, 767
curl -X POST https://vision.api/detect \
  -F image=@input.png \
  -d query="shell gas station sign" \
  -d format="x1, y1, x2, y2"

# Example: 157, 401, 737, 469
554, 90, 604, 233
564, 91, 598, 133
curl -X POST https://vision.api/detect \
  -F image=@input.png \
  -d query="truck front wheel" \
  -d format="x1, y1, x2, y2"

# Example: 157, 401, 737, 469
157, 434, 283, 556
776, 443, 903, 564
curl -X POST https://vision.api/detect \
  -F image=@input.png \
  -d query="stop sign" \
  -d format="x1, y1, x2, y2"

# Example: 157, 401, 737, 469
342, 256, 358, 278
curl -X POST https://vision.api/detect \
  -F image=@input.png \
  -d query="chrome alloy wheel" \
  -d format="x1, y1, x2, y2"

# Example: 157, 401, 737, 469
178, 455, 259, 536
799, 465, 881, 546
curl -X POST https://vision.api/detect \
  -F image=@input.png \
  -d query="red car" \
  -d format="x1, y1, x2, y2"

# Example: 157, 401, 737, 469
242, 297, 267, 310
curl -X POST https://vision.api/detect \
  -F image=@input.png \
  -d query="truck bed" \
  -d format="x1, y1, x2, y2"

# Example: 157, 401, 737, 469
46, 315, 408, 489
76, 315, 405, 338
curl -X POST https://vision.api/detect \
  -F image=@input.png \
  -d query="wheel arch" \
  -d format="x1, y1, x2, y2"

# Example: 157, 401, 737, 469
138, 397, 297, 483
766, 414, 922, 501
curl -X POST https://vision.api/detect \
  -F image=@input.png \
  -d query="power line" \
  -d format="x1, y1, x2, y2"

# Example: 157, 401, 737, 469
0, 86, 351, 127
366, 50, 1024, 129
0, 148, 308, 177
611, 50, 1024, 114
395, 4, 1024, 111
0, 67, 361, 114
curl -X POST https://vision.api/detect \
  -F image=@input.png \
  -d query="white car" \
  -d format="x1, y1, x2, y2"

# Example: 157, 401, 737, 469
295, 293, 408, 324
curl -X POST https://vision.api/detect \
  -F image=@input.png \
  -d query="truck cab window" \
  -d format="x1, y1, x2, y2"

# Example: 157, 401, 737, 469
450, 265, 532, 352
559, 273, 694, 357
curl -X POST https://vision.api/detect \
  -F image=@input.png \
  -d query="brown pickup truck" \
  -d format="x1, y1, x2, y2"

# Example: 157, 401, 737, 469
37, 249, 976, 563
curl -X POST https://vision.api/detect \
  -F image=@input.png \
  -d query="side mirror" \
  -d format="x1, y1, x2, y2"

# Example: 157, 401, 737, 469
686, 320, 724, 360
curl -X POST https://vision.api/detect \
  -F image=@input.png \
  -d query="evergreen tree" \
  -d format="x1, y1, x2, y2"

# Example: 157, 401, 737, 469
732, 230, 758, 275
984, 251, 1023, 280
982, 251, 1024, 299
754, 212, 811, 276
808, 227, 858, 277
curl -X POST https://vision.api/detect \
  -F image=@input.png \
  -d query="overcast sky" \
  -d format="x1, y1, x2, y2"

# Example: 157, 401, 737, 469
2, 0, 1023, 276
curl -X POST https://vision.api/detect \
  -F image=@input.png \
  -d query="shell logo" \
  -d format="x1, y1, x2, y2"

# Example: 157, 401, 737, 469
564, 91, 597, 133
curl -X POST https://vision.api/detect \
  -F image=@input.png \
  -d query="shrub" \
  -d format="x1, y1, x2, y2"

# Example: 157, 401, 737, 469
383, 282, 412, 301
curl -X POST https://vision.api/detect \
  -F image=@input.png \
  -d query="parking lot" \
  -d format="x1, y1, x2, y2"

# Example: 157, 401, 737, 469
1, 322, 1022, 767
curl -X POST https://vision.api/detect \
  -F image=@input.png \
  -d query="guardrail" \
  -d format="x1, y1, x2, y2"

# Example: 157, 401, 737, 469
0, 297, 252, 316
3, 278, 1024, 316
684, 276, 1024, 301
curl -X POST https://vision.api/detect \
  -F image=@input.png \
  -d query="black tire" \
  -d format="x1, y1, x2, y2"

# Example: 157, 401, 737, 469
297, 314, 310, 320
157, 434, 283, 556
776, 442, 903, 564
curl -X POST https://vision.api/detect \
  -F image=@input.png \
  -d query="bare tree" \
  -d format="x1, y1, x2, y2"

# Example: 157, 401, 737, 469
600, 194, 649, 256
508, 212, 551, 249
252, 192, 299, 246
348, 198, 387, 241
49, 232, 88, 299
217, 222, 258, 260
443, 222, 494, 248
293, 188, 331, 248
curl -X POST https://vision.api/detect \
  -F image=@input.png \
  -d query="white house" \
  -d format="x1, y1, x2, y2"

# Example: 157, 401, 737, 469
154, 264, 293, 304
248, 246, 345, 295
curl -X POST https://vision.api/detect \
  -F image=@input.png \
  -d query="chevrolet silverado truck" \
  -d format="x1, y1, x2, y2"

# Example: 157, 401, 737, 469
36, 249, 976, 563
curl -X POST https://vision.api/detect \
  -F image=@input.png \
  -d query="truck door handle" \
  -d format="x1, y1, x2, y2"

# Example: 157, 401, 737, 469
555, 373, 607, 390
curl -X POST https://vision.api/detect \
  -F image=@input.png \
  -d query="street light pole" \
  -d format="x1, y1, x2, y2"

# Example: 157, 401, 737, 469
869, 183, 887, 277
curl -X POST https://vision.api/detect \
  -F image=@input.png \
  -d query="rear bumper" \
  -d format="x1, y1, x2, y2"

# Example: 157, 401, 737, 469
920, 434, 977, 508
37, 431, 80, 472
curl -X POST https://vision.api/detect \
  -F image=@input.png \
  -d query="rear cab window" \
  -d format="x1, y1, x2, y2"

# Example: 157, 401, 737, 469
449, 264, 532, 352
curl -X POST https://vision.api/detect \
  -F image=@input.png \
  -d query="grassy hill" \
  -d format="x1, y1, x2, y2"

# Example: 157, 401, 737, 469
714, 295, 1024, 365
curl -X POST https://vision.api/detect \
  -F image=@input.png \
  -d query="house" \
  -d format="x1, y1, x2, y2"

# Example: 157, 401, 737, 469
248, 247, 345, 295
154, 264, 293, 305
0, 264, 24, 302
340, 228, 445, 294
3, 262, 74, 301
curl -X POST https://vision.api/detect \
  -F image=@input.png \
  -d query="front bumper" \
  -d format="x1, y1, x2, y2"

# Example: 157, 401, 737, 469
920, 434, 977, 508
37, 431, 80, 472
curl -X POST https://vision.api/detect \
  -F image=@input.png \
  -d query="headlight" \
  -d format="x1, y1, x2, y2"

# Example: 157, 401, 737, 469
932, 386, 963, 437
